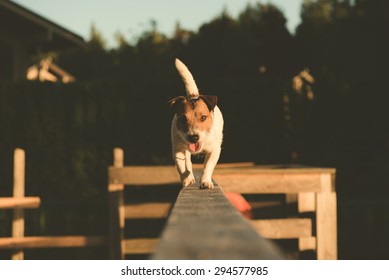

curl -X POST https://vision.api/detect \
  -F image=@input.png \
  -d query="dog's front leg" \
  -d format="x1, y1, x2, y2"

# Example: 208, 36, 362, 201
174, 150, 195, 187
200, 146, 221, 189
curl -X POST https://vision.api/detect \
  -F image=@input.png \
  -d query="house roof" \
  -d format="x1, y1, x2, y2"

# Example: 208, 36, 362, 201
0, 0, 84, 52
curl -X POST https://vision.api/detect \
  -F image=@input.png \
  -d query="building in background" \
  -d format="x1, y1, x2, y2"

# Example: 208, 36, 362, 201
0, 0, 84, 81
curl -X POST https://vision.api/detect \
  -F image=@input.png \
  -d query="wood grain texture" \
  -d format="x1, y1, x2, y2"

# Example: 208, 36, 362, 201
153, 184, 284, 260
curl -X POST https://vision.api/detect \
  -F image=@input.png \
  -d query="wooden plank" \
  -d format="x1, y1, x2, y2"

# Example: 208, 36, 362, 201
124, 238, 159, 254
109, 166, 179, 185
125, 203, 171, 219
0, 197, 41, 209
0, 236, 106, 249
316, 173, 337, 259
213, 173, 322, 193
194, 162, 255, 169
214, 166, 336, 174
316, 192, 337, 259
12, 148, 25, 260
299, 237, 317, 251
250, 218, 312, 239
153, 184, 284, 260
108, 148, 125, 260
298, 192, 316, 213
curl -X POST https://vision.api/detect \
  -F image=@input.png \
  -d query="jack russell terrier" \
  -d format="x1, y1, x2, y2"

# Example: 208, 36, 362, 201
169, 59, 224, 189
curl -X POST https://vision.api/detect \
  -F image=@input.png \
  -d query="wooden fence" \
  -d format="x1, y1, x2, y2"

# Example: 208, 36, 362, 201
213, 166, 337, 260
0, 149, 106, 260
1, 148, 337, 259
108, 148, 337, 260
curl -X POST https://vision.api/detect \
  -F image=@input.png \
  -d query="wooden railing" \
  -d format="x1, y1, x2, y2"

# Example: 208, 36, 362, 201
108, 149, 284, 260
213, 166, 337, 260
2, 148, 337, 259
0, 149, 106, 260
109, 149, 337, 260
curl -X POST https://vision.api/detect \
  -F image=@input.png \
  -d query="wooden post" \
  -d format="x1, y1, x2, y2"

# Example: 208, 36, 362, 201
12, 148, 25, 260
108, 148, 125, 259
316, 173, 337, 259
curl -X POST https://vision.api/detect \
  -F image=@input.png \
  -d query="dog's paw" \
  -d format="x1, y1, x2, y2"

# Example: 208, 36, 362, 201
200, 180, 214, 189
182, 174, 195, 187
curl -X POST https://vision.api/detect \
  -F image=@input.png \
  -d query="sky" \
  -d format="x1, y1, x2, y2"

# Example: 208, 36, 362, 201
12, 0, 302, 48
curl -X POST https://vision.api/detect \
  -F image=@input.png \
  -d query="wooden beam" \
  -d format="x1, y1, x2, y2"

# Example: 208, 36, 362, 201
108, 148, 125, 260
0, 197, 41, 209
250, 218, 312, 239
299, 237, 317, 251
153, 184, 284, 260
109, 166, 179, 185
213, 173, 322, 193
12, 148, 25, 260
214, 167, 336, 174
124, 238, 159, 254
316, 173, 337, 259
0, 236, 106, 249
125, 203, 171, 219
298, 192, 316, 213
193, 162, 255, 169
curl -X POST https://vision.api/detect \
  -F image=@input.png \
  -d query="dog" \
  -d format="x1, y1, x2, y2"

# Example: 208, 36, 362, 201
169, 58, 224, 189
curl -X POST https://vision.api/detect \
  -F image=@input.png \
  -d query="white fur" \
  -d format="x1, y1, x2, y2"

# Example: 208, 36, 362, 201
171, 59, 224, 189
175, 58, 199, 98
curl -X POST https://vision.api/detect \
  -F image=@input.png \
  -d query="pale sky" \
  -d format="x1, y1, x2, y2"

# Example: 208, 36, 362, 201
12, 0, 302, 48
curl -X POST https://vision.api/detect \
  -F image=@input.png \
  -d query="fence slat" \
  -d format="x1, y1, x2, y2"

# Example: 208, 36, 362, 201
124, 238, 159, 254
124, 203, 171, 219
0, 236, 106, 249
250, 218, 312, 239
12, 148, 25, 260
109, 166, 179, 185
0, 197, 41, 209
108, 148, 125, 259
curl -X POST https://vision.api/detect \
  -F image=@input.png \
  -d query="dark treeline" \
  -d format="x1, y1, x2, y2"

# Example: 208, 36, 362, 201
0, 0, 388, 259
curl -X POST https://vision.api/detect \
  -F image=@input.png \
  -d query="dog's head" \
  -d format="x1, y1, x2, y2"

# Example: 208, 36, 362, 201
169, 95, 217, 153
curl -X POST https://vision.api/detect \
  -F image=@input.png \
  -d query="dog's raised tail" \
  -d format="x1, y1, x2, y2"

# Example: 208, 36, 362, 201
175, 58, 199, 98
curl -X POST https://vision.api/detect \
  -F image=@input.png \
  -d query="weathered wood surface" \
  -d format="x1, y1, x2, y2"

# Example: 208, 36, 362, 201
153, 184, 284, 260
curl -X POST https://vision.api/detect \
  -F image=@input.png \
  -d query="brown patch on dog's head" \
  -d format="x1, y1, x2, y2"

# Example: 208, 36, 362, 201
169, 96, 217, 146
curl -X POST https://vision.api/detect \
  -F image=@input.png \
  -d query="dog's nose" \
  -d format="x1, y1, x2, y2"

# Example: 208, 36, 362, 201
188, 134, 199, 143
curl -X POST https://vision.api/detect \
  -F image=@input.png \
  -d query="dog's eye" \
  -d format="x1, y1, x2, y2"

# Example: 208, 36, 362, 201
200, 115, 207, 122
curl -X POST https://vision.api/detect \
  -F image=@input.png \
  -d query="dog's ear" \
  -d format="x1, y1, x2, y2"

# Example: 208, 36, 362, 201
168, 96, 186, 111
199, 95, 218, 111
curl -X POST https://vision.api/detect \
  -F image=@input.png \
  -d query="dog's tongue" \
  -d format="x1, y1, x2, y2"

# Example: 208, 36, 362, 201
189, 142, 200, 153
